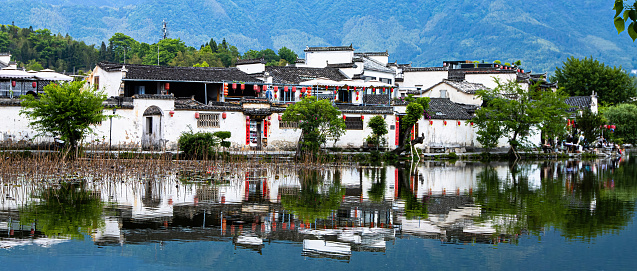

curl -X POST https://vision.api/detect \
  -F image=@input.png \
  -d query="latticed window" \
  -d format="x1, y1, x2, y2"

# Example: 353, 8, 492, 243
197, 113, 220, 128
345, 117, 363, 130
279, 121, 300, 129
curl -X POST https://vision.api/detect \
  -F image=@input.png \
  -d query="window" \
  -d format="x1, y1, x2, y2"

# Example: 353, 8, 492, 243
279, 121, 299, 129
94, 76, 99, 90
136, 85, 145, 95
440, 89, 447, 98
280, 89, 294, 102
345, 117, 363, 130
146, 117, 153, 134
197, 113, 220, 128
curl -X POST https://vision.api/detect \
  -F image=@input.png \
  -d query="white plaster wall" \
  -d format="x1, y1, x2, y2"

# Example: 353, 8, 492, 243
305, 51, 354, 68
236, 63, 265, 75
464, 73, 516, 90
89, 67, 123, 97
0, 105, 49, 143
417, 119, 477, 148
418, 83, 482, 105
402, 71, 448, 90
367, 55, 389, 65
362, 70, 395, 84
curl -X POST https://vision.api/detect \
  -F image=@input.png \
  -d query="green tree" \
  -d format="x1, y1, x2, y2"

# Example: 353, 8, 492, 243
25, 59, 43, 71
552, 56, 636, 105
474, 79, 568, 155
282, 96, 346, 153
393, 96, 430, 154
603, 103, 637, 144
367, 115, 388, 146
575, 109, 605, 145
108, 33, 138, 63
280, 170, 343, 223
20, 81, 108, 155
278, 47, 298, 64
613, 0, 637, 40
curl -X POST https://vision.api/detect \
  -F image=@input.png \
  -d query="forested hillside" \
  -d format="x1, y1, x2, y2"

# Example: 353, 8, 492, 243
1, 0, 637, 73
0, 24, 297, 72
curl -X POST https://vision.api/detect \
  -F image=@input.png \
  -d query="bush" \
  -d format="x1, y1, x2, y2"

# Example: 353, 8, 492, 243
178, 130, 231, 159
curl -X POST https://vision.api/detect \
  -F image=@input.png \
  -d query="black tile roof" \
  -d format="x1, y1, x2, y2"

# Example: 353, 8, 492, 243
441, 80, 489, 94
236, 58, 265, 65
133, 94, 175, 100
355, 51, 388, 57
336, 104, 394, 114
363, 94, 390, 105
327, 62, 357, 68
565, 96, 592, 112
305, 45, 354, 52
427, 98, 473, 120
97, 62, 262, 83
265, 66, 348, 84
174, 98, 243, 111
362, 56, 394, 73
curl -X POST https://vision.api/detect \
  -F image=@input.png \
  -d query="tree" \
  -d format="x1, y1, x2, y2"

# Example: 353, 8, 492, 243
366, 115, 388, 147
282, 96, 346, 153
278, 47, 298, 64
603, 103, 637, 144
393, 96, 430, 155
613, 1, 637, 41
20, 81, 108, 154
552, 56, 636, 105
473, 79, 568, 155
575, 109, 605, 146
25, 59, 43, 71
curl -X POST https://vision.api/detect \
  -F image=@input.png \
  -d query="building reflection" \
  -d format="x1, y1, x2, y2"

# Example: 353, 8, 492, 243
0, 156, 634, 259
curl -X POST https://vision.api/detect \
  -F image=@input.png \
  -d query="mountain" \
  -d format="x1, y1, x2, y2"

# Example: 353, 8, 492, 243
1, 0, 636, 73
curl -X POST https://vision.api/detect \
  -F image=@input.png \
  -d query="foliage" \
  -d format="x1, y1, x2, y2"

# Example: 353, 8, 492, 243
366, 115, 388, 146
603, 103, 637, 144
552, 56, 636, 105
20, 81, 108, 151
367, 168, 387, 202
282, 96, 346, 153
19, 181, 104, 240
278, 47, 298, 64
613, 0, 637, 40
538, 87, 571, 142
280, 170, 343, 223
575, 109, 605, 145
473, 79, 568, 153
178, 129, 231, 159
394, 96, 430, 153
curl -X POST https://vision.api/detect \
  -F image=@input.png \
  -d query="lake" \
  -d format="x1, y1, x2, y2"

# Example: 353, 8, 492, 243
0, 155, 635, 270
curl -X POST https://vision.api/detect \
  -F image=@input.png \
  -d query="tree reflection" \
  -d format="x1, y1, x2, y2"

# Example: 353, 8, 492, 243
20, 181, 104, 239
367, 167, 386, 202
473, 158, 637, 241
280, 170, 344, 223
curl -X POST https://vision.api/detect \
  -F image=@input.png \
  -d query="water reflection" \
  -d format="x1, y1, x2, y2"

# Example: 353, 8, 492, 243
0, 155, 635, 261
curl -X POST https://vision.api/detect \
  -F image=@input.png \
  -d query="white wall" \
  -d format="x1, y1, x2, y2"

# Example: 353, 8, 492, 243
305, 50, 354, 68
418, 83, 482, 105
464, 73, 516, 90
401, 70, 448, 91
88, 66, 123, 97
236, 63, 265, 75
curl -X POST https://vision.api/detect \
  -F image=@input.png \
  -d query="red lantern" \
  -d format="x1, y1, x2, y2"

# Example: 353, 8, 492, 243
32, 82, 36, 88
430, 120, 433, 125
241, 83, 245, 90
396, 116, 400, 121
274, 93, 278, 99
361, 115, 364, 120
11, 81, 16, 87
164, 83, 170, 90
194, 112, 199, 119
292, 86, 296, 92
222, 112, 227, 119
263, 85, 268, 91
343, 115, 346, 120
169, 111, 175, 117
356, 91, 359, 95
325, 86, 329, 91
253, 85, 258, 91
347, 86, 350, 91
246, 116, 250, 120
273, 86, 278, 92
444, 120, 447, 126
470, 122, 474, 126
278, 115, 282, 121
284, 86, 288, 92
611, 125, 616, 129
232, 82, 237, 89
356, 96, 359, 101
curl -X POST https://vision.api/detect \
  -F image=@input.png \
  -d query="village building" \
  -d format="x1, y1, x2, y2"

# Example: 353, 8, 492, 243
0, 48, 561, 152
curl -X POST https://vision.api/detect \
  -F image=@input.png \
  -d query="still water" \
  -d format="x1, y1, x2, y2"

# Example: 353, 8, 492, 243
1, 156, 636, 270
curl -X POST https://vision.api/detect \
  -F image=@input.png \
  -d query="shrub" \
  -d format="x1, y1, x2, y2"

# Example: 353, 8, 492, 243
178, 130, 231, 159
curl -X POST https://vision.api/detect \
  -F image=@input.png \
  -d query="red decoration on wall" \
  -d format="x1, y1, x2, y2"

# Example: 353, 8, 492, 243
278, 115, 282, 121
164, 83, 170, 90
232, 82, 237, 89
194, 112, 199, 119
470, 122, 474, 126
361, 115, 364, 120
292, 86, 296, 92
222, 112, 227, 119
263, 85, 268, 92
458, 121, 461, 126
444, 120, 447, 126
343, 115, 346, 120
11, 81, 16, 87
241, 83, 245, 90
246, 118, 250, 145
169, 111, 175, 117
273, 86, 278, 92
430, 120, 433, 125
284, 86, 288, 92
32, 82, 36, 88
395, 117, 400, 146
